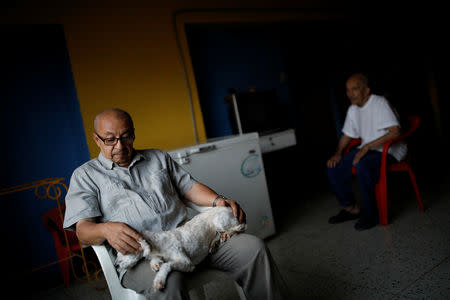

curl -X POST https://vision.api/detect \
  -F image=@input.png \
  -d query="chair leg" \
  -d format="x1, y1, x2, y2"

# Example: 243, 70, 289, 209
376, 179, 389, 226
54, 245, 71, 287
78, 245, 92, 283
408, 168, 424, 212
60, 260, 71, 287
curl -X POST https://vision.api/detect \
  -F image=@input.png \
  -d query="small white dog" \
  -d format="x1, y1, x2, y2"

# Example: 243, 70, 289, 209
115, 206, 246, 291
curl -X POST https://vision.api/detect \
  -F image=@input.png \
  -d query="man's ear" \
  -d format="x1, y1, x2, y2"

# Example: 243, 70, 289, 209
92, 133, 101, 147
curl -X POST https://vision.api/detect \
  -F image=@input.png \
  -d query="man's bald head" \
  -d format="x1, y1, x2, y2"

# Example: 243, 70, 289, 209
94, 108, 134, 133
93, 108, 135, 168
346, 73, 371, 107
347, 73, 369, 89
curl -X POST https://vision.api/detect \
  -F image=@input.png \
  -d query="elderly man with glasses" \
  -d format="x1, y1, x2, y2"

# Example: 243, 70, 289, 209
63, 108, 286, 300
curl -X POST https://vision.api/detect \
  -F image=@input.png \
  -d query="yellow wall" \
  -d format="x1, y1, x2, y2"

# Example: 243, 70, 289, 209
2, 1, 341, 157
63, 6, 207, 156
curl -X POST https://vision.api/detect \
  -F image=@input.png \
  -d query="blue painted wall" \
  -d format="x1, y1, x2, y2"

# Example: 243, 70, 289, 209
0, 25, 90, 285
186, 24, 295, 138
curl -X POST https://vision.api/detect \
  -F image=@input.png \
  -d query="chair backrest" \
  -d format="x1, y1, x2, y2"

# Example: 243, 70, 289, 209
42, 206, 78, 246
386, 115, 421, 162
92, 244, 146, 300
400, 115, 420, 140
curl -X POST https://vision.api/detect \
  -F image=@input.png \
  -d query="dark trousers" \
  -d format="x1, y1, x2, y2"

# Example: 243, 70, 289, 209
327, 148, 385, 222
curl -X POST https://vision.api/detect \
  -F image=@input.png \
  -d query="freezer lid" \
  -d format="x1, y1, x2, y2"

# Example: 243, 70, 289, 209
168, 132, 259, 156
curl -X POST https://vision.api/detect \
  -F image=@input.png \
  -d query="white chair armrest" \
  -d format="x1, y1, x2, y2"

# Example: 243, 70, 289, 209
92, 244, 145, 300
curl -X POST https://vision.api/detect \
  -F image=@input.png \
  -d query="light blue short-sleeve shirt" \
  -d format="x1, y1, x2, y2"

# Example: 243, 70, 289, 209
63, 149, 197, 233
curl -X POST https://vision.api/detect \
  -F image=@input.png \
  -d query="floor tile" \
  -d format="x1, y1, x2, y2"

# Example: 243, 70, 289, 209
397, 257, 450, 299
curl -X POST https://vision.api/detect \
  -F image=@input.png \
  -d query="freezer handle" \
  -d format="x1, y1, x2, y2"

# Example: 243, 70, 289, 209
189, 145, 216, 155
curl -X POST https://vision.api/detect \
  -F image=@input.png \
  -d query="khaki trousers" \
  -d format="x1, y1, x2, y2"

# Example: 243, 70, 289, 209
122, 233, 287, 299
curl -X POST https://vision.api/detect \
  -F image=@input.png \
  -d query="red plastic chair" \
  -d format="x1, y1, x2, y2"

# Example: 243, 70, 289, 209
42, 205, 88, 286
345, 115, 424, 225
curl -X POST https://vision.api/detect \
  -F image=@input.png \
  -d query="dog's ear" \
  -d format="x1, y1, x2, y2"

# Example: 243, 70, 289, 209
209, 232, 221, 254
211, 213, 227, 232
236, 223, 246, 232
211, 208, 239, 232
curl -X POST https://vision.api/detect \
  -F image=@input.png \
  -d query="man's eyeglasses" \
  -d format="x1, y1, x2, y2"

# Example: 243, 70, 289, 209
95, 133, 135, 146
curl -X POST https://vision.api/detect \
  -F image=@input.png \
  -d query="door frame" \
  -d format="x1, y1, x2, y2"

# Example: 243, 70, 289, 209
173, 10, 345, 144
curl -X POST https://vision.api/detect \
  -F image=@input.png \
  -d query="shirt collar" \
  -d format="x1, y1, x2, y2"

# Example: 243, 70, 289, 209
360, 94, 373, 109
98, 152, 114, 170
129, 151, 146, 168
97, 151, 146, 170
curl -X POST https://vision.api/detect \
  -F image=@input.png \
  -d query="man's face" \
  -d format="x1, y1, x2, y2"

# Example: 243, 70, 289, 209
346, 77, 370, 107
93, 115, 135, 167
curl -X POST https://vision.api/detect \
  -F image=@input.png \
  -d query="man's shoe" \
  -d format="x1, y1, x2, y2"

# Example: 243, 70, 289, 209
328, 209, 360, 224
354, 218, 378, 231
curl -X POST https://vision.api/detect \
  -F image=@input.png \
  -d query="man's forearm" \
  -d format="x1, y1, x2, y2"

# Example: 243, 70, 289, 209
184, 182, 218, 207
76, 218, 107, 245
365, 126, 400, 150
335, 134, 353, 155
184, 182, 246, 223
76, 219, 143, 254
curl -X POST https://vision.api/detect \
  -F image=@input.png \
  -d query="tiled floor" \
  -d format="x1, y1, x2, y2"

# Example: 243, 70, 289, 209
34, 175, 450, 299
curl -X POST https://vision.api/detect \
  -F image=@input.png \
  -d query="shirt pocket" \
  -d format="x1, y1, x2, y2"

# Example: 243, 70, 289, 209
100, 180, 130, 216
147, 168, 177, 212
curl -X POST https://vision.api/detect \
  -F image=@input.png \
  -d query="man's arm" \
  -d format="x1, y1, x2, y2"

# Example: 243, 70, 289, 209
352, 125, 400, 165
184, 182, 246, 224
76, 218, 143, 255
327, 134, 353, 168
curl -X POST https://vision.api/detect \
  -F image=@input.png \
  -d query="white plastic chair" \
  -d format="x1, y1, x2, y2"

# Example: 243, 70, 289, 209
92, 244, 145, 300
92, 202, 246, 300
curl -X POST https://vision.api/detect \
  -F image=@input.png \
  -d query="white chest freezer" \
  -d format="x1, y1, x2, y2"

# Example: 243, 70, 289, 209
169, 133, 275, 239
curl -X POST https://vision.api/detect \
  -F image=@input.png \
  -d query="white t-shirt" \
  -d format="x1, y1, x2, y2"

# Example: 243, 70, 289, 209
342, 94, 407, 161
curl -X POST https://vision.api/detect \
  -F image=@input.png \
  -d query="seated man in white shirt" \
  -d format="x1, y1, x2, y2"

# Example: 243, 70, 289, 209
326, 73, 407, 230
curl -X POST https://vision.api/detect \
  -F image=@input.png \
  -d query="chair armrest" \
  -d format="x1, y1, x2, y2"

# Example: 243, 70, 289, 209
344, 138, 362, 154
92, 244, 146, 300
92, 244, 123, 297
379, 129, 411, 174
382, 115, 419, 157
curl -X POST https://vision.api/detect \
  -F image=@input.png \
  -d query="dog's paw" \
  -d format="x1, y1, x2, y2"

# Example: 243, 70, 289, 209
153, 279, 165, 291
186, 264, 195, 272
220, 232, 230, 243
139, 239, 151, 257
150, 259, 163, 272
115, 253, 141, 271
209, 237, 220, 254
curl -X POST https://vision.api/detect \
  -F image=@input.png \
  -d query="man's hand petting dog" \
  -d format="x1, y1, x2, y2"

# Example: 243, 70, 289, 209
115, 206, 246, 291
103, 221, 144, 255
215, 198, 246, 224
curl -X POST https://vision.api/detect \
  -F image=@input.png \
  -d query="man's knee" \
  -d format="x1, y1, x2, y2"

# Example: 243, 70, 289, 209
165, 271, 186, 289
233, 234, 267, 258
246, 234, 266, 249
327, 165, 336, 177
153, 271, 188, 299
327, 164, 344, 183
354, 159, 371, 175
